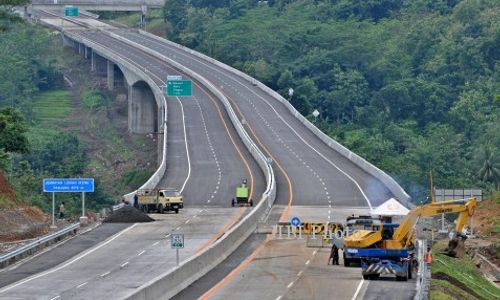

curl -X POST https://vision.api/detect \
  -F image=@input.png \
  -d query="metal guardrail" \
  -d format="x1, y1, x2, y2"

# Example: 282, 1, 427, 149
415, 239, 429, 300
0, 223, 80, 266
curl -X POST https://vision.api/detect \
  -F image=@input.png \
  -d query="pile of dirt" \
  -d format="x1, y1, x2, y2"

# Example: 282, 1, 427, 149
103, 206, 154, 223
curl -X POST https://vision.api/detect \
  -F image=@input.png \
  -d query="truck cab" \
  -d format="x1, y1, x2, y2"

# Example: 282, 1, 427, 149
138, 188, 183, 214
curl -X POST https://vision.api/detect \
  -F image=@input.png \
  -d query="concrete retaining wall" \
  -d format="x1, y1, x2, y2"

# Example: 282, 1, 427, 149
137, 30, 412, 207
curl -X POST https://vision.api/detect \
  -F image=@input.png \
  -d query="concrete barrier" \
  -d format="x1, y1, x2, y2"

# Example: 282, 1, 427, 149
99, 31, 277, 299
137, 30, 412, 206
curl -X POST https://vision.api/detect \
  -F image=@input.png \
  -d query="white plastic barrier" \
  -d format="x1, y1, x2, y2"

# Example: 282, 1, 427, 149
137, 30, 411, 206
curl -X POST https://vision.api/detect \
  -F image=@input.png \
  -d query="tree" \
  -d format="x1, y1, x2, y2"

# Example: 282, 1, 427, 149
476, 147, 500, 190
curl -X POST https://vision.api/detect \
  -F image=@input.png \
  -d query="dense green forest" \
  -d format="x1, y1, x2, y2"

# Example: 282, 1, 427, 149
0, 7, 114, 214
163, 0, 500, 200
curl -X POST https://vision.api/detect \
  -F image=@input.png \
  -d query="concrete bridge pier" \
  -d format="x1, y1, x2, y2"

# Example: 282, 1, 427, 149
84, 46, 90, 59
107, 60, 114, 91
128, 81, 157, 134
78, 43, 84, 56
91, 50, 107, 75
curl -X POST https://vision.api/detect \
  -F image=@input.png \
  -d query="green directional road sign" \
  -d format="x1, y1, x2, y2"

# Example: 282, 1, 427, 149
166, 80, 192, 97
65, 6, 78, 17
171, 234, 184, 249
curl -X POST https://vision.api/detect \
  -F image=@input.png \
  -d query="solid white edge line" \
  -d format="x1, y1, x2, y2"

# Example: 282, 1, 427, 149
176, 96, 191, 194
0, 223, 138, 294
351, 279, 365, 300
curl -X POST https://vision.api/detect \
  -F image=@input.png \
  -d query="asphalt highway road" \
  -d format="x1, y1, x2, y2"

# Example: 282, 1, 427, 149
9, 13, 413, 300
0, 209, 247, 300
1, 16, 266, 299
200, 239, 416, 300
113, 30, 396, 215
72, 30, 265, 207
0, 223, 130, 289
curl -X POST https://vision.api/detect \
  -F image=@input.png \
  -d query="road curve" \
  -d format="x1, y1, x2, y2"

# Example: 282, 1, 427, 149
0, 16, 265, 299
112, 30, 395, 216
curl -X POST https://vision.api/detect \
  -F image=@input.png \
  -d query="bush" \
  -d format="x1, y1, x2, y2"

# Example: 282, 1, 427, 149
82, 89, 110, 110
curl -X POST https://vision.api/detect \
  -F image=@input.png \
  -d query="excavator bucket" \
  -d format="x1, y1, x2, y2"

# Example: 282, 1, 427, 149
444, 235, 466, 258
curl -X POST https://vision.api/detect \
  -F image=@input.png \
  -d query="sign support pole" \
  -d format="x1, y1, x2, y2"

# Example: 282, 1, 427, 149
176, 248, 179, 266
82, 192, 85, 217
52, 192, 56, 227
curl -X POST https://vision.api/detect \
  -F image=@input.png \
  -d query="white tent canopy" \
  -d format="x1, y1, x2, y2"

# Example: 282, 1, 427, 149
370, 198, 410, 216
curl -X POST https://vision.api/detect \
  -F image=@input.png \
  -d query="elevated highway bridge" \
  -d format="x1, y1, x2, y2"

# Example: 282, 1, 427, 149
0, 10, 415, 300
31, 0, 164, 11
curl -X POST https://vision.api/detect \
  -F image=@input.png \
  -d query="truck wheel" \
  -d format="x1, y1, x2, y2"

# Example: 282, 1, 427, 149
175, 208, 179, 214
249, 199, 253, 207
396, 275, 407, 282
408, 264, 412, 280
231, 199, 235, 207
362, 274, 370, 280
142, 205, 149, 213
158, 204, 164, 214
343, 255, 350, 267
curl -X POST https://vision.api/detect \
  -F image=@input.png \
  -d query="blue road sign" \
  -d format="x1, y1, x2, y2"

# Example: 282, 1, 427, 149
291, 217, 301, 227
43, 178, 94, 193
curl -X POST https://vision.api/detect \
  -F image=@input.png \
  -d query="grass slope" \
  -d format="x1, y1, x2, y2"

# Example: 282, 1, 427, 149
32, 90, 71, 125
431, 241, 500, 300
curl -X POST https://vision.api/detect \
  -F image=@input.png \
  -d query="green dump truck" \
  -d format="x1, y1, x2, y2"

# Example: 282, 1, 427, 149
231, 179, 253, 207
137, 188, 183, 214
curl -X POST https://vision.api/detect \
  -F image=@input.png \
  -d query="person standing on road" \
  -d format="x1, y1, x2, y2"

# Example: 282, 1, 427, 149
59, 202, 65, 219
133, 193, 139, 208
329, 243, 339, 265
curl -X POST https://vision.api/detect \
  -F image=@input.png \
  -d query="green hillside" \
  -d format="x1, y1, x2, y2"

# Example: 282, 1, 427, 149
162, 0, 500, 200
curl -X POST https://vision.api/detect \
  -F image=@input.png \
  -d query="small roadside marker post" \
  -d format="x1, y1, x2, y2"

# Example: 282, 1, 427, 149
171, 233, 184, 266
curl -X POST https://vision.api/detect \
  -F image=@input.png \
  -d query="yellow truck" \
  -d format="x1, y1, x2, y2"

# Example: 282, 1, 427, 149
137, 188, 183, 214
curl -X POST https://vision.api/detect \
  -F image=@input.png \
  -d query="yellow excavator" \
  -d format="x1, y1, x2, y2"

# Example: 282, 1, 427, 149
344, 197, 477, 253
343, 197, 477, 280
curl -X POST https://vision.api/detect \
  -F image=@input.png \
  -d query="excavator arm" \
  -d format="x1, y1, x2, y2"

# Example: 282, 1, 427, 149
344, 198, 477, 255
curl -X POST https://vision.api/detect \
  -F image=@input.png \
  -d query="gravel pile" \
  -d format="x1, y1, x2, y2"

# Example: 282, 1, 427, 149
103, 206, 154, 223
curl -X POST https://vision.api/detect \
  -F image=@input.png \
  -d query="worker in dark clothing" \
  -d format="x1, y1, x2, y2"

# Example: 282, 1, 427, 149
133, 193, 139, 208
329, 243, 339, 265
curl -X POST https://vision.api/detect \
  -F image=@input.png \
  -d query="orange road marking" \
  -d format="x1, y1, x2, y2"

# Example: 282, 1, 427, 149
221, 90, 293, 222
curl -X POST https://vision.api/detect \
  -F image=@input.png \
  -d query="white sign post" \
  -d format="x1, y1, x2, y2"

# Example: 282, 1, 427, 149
171, 233, 184, 266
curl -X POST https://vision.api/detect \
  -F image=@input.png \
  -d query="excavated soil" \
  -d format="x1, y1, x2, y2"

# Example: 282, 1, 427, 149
0, 207, 49, 242
432, 272, 483, 299
103, 206, 154, 223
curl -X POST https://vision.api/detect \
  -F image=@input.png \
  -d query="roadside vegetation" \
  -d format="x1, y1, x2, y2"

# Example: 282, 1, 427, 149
161, 0, 500, 200
0, 7, 155, 224
431, 240, 500, 299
